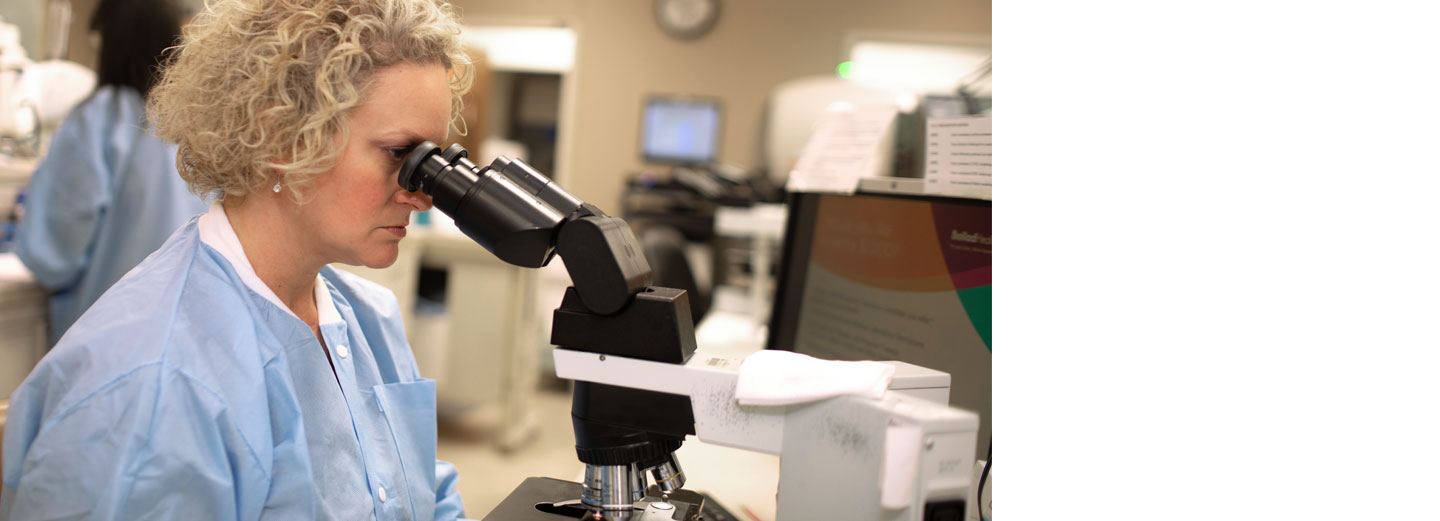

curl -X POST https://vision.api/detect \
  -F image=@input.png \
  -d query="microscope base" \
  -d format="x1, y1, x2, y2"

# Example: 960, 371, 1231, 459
483, 477, 706, 521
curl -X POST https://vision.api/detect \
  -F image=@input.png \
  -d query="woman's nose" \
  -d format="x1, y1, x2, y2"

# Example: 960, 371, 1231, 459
397, 189, 434, 211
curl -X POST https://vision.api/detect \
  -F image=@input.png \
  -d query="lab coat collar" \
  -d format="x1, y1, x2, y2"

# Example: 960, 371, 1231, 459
198, 202, 343, 326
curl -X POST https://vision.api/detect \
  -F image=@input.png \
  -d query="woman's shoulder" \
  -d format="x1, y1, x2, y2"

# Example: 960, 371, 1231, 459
20, 233, 280, 452
52, 220, 277, 391
86, 218, 255, 330
8, 314, 276, 505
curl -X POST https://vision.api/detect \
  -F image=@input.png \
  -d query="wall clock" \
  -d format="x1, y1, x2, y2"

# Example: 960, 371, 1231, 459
654, 0, 720, 41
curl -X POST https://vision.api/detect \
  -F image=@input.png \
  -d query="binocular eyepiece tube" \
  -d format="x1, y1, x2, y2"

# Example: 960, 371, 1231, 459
397, 141, 584, 268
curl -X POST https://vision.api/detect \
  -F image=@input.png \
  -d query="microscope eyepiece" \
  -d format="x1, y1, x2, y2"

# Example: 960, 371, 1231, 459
397, 141, 442, 192
440, 143, 467, 164
396, 140, 567, 268
396, 141, 651, 308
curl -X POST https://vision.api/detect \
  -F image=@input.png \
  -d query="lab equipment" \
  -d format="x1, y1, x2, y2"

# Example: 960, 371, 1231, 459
544, 351, 978, 520
0, 18, 38, 156
398, 141, 980, 520
0, 18, 94, 158
762, 76, 898, 183
641, 95, 721, 167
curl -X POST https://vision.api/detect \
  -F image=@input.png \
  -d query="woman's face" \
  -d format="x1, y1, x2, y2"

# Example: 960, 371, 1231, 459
299, 62, 448, 269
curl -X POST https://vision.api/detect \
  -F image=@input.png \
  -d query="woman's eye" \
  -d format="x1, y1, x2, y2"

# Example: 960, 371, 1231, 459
385, 145, 416, 161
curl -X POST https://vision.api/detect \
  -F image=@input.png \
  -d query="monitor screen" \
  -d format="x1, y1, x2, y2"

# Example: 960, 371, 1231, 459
768, 190, 991, 454
641, 96, 722, 165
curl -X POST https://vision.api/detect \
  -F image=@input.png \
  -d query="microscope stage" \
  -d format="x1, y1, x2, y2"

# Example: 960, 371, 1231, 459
483, 476, 707, 521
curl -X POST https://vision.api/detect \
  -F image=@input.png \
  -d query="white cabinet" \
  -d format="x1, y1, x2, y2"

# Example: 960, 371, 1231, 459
0, 254, 47, 400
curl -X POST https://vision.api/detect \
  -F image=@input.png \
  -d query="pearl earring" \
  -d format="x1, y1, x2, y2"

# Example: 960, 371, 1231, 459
272, 182, 282, 193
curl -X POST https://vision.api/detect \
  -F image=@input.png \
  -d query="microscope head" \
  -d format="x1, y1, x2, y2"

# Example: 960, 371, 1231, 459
398, 141, 575, 268
398, 141, 652, 314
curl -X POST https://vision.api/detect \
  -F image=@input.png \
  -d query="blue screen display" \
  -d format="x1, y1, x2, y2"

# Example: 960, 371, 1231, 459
642, 98, 720, 164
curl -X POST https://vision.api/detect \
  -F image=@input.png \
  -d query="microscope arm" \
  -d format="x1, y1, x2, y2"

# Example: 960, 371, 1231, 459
552, 347, 981, 519
555, 347, 784, 453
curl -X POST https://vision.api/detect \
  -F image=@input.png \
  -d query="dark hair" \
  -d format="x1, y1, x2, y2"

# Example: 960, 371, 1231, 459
90, 0, 185, 98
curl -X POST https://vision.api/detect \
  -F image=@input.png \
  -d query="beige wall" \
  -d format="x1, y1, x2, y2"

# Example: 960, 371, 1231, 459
454, 0, 990, 210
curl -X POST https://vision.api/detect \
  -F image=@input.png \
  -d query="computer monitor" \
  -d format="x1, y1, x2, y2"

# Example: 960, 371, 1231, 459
767, 188, 991, 454
641, 95, 722, 165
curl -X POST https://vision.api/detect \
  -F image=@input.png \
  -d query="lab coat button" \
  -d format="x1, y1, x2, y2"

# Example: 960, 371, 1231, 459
336, 344, 350, 358
378, 486, 387, 502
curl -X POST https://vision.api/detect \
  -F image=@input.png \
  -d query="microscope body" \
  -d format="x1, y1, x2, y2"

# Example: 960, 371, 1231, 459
400, 142, 700, 519
399, 142, 979, 520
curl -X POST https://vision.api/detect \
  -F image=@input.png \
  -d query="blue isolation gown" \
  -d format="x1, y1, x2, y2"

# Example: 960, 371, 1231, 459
16, 85, 209, 345
1, 204, 467, 520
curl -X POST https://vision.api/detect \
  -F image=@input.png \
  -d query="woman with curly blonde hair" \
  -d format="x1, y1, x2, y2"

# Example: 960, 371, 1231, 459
1, 0, 474, 518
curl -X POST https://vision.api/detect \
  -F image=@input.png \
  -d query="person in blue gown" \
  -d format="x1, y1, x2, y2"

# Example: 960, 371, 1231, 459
16, 0, 208, 345
1, 0, 477, 518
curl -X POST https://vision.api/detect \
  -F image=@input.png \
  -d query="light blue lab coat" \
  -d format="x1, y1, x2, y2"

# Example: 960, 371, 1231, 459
16, 85, 208, 345
0, 215, 467, 520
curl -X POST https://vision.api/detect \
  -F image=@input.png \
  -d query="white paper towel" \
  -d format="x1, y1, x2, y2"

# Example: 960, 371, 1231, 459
734, 350, 895, 406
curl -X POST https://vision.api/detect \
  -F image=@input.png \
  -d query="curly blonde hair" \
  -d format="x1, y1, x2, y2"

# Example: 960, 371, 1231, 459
148, 0, 473, 199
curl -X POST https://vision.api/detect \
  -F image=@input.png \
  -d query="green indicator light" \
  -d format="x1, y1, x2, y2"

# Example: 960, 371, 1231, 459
836, 61, 853, 79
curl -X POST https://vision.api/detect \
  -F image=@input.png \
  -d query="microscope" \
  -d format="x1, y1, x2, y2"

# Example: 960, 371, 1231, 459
399, 142, 980, 521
